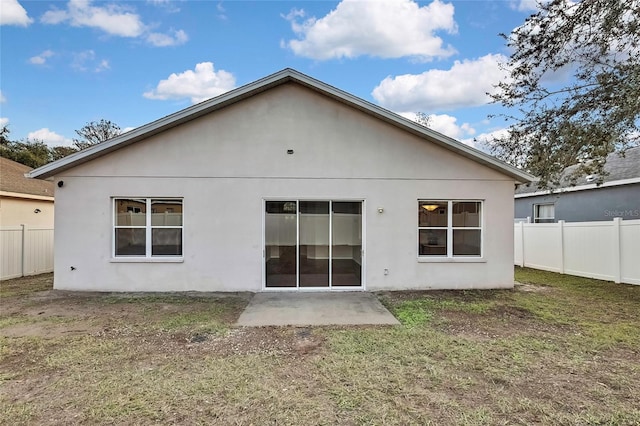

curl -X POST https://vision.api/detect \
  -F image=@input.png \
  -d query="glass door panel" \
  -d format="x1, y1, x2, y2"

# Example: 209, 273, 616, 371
332, 202, 362, 286
299, 201, 330, 287
265, 201, 297, 287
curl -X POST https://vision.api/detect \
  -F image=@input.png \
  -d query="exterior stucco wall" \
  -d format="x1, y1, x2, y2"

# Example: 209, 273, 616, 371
53, 83, 516, 292
0, 197, 54, 227
515, 184, 640, 222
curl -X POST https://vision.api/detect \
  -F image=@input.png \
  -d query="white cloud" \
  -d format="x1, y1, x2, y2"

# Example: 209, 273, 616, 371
71, 50, 110, 72
511, 0, 539, 12
29, 49, 55, 65
146, 29, 188, 47
41, 0, 188, 46
372, 53, 509, 112
96, 59, 110, 72
216, 2, 227, 20
147, 0, 181, 11
143, 62, 236, 104
0, 0, 33, 26
428, 114, 475, 140
27, 128, 74, 146
283, 0, 457, 61
401, 112, 475, 143
41, 0, 145, 37
0, 117, 9, 127
0, 90, 6, 103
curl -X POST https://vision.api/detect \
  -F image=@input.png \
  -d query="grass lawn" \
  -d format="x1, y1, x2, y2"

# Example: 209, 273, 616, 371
1, 268, 639, 425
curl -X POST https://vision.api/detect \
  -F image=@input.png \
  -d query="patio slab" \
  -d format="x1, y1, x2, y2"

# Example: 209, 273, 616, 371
236, 292, 400, 326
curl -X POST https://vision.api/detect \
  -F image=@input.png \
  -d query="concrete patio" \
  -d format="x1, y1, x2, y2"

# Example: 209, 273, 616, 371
236, 292, 400, 326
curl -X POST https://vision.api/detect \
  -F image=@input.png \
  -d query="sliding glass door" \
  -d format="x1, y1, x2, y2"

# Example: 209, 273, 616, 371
265, 200, 363, 289
264, 201, 297, 287
331, 202, 362, 287
299, 201, 330, 287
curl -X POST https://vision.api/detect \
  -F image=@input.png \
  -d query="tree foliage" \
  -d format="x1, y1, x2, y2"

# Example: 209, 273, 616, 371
491, 0, 640, 187
0, 125, 10, 145
414, 112, 432, 128
73, 119, 121, 150
1, 119, 121, 168
0, 128, 55, 168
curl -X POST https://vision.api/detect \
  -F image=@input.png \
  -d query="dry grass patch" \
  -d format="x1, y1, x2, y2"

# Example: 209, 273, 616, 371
1, 269, 640, 425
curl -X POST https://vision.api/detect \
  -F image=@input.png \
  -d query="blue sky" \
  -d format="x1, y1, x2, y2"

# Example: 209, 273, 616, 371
1, 0, 539, 149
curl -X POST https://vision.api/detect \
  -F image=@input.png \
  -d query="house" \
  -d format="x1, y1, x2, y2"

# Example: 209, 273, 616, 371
28, 69, 534, 292
515, 146, 640, 223
1, 157, 55, 228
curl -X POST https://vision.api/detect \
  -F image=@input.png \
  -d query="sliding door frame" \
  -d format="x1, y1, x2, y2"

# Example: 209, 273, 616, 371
262, 198, 366, 291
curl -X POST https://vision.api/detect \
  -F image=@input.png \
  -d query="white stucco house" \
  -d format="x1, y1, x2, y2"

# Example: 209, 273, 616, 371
28, 69, 534, 292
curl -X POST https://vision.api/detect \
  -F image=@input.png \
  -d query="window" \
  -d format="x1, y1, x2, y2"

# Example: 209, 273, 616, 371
418, 200, 482, 257
114, 198, 183, 258
533, 203, 554, 223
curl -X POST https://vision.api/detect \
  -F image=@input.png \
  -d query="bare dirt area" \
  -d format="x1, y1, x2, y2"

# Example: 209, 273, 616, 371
2, 270, 640, 425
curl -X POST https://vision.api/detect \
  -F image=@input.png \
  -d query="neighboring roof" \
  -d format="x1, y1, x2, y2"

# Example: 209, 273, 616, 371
1, 157, 55, 199
28, 68, 535, 184
516, 146, 640, 197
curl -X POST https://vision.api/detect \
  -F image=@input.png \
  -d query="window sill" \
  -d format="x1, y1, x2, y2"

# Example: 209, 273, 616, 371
110, 257, 184, 263
417, 257, 486, 263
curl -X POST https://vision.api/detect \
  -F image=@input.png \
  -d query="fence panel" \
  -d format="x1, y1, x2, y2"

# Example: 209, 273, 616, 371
620, 220, 640, 285
522, 223, 563, 272
515, 218, 640, 285
0, 226, 54, 280
1, 227, 24, 280
25, 228, 55, 276
563, 222, 616, 281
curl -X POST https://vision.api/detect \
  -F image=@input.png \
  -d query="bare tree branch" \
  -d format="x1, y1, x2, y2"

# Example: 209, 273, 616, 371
73, 119, 121, 150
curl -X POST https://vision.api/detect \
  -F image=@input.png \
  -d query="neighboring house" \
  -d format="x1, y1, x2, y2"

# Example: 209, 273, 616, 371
0, 157, 55, 228
515, 147, 640, 223
28, 69, 534, 292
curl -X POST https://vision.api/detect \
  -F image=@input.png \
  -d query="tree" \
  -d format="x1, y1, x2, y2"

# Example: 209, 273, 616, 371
414, 112, 432, 128
0, 138, 54, 168
73, 119, 121, 150
0, 126, 79, 168
491, 0, 640, 188
0, 125, 10, 145
51, 145, 79, 161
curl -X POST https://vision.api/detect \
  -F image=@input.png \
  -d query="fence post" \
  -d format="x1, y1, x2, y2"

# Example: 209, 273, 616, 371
558, 220, 565, 274
519, 221, 525, 267
613, 217, 622, 283
20, 224, 26, 278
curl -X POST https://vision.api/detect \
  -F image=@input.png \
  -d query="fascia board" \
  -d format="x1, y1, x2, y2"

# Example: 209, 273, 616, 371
0, 191, 55, 201
514, 177, 640, 198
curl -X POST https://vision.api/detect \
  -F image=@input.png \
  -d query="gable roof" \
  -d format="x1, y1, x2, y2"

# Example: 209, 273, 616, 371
28, 68, 535, 183
1, 157, 55, 199
516, 146, 640, 197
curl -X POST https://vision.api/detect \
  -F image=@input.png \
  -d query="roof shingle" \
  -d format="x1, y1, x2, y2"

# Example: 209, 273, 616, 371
516, 146, 640, 194
0, 157, 55, 197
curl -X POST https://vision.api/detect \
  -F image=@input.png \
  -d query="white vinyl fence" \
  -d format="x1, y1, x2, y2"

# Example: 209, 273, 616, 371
515, 218, 640, 285
1, 226, 54, 280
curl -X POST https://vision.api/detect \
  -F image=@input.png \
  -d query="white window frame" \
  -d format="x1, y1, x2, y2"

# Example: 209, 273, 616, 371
418, 200, 483, 259
112, 197, 184, 262
533, 203, 555, 223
